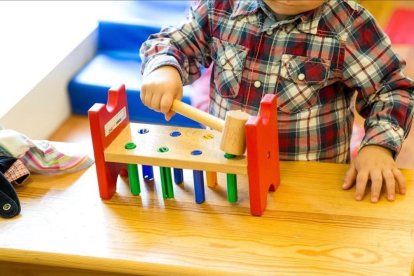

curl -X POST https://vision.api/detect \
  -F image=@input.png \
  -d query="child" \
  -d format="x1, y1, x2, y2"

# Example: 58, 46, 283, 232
139, 0, 414, 203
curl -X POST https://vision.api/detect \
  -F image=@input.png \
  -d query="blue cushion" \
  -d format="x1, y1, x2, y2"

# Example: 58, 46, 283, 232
68, 18, 201, 128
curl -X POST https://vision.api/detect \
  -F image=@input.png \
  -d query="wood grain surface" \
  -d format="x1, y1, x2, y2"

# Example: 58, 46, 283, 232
1, 153, 413, 275
104, 123, 248, 175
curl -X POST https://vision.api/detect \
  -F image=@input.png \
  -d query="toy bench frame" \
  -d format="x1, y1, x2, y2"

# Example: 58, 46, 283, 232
88, 84, 280, 216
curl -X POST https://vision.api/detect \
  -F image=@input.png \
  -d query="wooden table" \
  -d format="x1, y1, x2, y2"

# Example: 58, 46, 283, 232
1, 159, 413, 275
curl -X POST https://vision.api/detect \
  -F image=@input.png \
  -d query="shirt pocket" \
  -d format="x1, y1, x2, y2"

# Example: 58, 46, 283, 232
277, 54, 332, 113
211, 37, 248, 98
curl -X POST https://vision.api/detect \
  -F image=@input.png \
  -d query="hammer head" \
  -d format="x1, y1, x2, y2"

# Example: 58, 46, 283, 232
220, 110, 250, 156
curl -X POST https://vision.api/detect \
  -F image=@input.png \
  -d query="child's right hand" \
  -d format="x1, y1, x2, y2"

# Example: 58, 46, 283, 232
141, 66, 183, 121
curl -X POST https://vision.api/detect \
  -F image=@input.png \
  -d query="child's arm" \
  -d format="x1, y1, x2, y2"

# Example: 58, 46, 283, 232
342, 145, 406, 202
139, 1, 212, 119
339, 4, 414, 201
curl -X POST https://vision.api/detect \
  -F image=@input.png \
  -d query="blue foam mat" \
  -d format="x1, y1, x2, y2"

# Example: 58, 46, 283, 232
68, 18, 201, 128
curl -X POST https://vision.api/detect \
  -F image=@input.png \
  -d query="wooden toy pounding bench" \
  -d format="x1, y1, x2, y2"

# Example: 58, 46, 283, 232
88, 84, 280, 216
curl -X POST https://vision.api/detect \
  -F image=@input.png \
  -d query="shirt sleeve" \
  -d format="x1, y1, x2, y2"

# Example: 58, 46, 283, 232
139, 0, 213, 85
341, 7, 414, 156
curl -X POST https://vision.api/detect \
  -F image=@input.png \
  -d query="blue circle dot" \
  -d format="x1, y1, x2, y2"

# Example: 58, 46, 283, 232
138, 128, 149, 134
191, 150, 203, 156
170, 131, 181, 137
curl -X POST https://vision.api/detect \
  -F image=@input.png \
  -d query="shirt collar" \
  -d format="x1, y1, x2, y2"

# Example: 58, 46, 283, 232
231, 0, 322, 23
257, 0, 279, 21
230, 0, 260, 19
230, 0, 323, 34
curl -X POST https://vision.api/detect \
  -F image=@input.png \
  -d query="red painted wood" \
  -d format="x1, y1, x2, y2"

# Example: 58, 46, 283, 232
245, 94, 280, 216
89, 84, 280, 215
88, 85, 129, 199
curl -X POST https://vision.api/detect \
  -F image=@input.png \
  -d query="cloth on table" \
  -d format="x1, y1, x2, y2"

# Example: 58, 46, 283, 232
0, 129, 94, 175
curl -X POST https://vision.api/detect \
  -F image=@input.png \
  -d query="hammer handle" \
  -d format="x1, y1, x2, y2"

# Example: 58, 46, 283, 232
172, 100, 224, 132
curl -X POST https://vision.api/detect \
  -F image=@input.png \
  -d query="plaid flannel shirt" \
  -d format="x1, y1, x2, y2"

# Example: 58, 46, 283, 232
140, 0, 414, 163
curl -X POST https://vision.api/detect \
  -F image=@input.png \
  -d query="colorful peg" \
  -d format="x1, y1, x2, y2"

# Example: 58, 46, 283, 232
224, 153, 237, 203
191, 150, 205, 203
173, 168, 184, 184
124, 142, 140, 196
206, 171, 217, 188
142, 165, 154, 181
193, 170, 205, 204
127, 164, 140, 196
138, 128, 154, 181
226, 174, 237, 203
159, 167, 174, 198
158, 147, 174, 198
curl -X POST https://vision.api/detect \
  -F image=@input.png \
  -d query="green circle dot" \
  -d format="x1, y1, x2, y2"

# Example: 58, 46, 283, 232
224, 153, 236, 159
157, 147, 169, 153
125, 142, 137, 150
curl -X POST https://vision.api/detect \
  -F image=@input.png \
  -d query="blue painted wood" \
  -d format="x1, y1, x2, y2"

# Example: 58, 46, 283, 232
142, 165, 154, 181
193, 170, 205, 204
173, 168, 184, 184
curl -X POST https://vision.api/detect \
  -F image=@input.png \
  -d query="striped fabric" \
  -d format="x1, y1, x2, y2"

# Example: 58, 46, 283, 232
20, 140, 94, 175
140, 0, 414, 163
0, 130, 93, 175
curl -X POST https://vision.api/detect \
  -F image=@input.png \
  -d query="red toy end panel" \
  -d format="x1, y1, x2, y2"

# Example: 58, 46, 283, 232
88, 85, 129, 199
246, 94, 280, 216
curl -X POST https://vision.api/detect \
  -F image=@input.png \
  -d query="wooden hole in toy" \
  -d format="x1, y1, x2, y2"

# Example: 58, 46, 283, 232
202, 133, 214, 140
170, 131, 181, 137
124, 142, 137, 150
224, 153, 236, 159
157, 147, 169, 153
138, 128, 149, 134
191, 150, 203, 156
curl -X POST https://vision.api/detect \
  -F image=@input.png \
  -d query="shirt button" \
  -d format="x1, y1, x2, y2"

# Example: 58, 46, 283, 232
266, 29, 273, 35
254, 80, 261, 88
298, 73, 306, 81
220, 58, 226, 65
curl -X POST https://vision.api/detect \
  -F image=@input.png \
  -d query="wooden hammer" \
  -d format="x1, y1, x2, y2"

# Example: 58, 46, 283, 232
172, 100, 250, 156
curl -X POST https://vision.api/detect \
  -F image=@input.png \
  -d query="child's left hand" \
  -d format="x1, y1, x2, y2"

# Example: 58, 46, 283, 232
342, 145, 406, 202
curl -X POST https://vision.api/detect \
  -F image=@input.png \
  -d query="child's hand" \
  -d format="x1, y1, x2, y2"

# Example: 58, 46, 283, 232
141, 66, 183, 121
342, 145, 406, 202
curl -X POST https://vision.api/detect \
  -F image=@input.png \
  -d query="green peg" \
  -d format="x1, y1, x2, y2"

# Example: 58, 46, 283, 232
124, 142, 140, 196
224, 153, 238, 203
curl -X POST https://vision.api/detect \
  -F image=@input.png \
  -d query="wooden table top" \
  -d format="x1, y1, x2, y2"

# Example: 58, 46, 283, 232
1, 158, 413, 275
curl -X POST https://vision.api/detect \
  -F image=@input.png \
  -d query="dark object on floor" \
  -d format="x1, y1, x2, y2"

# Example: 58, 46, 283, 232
0, 171, 20, 218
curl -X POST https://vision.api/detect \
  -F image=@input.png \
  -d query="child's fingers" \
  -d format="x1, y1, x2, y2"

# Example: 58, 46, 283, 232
142, 89, 153, 108
393, 168, 406, 194
342, 162, 357, 189
150, 92, 162, 112
355, 170, 369, 201
382, 169, 395, 201
369, 170, 382, 203
160, 93, 174, 115
140, 86, 147, 102
164, 111, 176, 121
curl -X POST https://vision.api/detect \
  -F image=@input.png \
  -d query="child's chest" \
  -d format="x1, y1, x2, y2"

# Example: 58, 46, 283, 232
209, 15, 348, 112
210, 15, 343, 71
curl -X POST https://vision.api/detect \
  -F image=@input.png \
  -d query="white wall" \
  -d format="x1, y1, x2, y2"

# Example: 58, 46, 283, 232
0, 1, 113, 139
0, 31, 97, 139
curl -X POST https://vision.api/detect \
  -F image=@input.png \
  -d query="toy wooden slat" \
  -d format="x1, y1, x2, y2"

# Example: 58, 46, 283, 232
104, 123, 248, 175
89, 85, 129, 199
